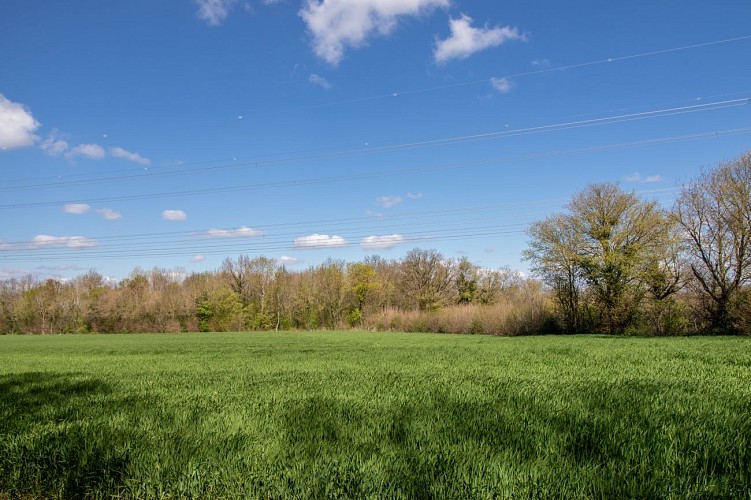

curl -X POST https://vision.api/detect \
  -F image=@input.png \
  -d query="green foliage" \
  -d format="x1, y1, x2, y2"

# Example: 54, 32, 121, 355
1, 332, 749, 498
526, 184, 678, 334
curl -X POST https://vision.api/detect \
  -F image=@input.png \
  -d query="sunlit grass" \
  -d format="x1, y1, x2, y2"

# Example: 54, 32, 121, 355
1, 332, 750, 498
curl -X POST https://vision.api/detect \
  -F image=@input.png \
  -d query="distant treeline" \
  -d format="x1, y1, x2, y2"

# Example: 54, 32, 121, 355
2, 152, 749, 336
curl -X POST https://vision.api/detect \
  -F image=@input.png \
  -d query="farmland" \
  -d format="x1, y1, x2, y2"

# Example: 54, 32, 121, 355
1, 331, 750, 498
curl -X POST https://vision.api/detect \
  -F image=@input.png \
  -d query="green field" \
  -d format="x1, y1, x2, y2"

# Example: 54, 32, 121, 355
1, 332, 750, 498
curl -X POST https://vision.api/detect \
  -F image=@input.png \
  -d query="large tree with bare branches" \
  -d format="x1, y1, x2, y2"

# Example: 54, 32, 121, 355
674, 152, 751, 333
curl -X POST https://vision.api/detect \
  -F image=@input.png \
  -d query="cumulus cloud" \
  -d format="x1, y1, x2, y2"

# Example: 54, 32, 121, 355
195, 0, 236, 25
300, 0, 449, 65
97, 208, 122, 220
110, 146, 150, 165
376, 195, 403, 208
308, 73, 333, 89
63, 203, 91, 215
162, 209, 187, 221
360, 234, 405, 250
490, 77, 513, 93
277, 255, 302, 266
206, 226, 262, 237
190, 254, 206, 263
293, 233, 347, 248
66, 143, 106, 160
625, 173, 663, 183
31, 235, 97, 249
0, 94, 40, 150
434, 14, 526, 64
40, 131, 69, 156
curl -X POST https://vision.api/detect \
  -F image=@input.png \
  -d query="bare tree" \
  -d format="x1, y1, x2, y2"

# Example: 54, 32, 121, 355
400, 249, 456, 311
674, 151, 751, 333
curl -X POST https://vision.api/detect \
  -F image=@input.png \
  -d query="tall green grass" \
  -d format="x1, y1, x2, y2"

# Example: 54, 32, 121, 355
1, 332, 750, 498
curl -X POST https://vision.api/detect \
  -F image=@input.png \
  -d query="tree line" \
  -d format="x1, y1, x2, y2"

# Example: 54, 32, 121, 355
525, 151, 751, 335
0, 251, 543, 335
1, 152, 749, 335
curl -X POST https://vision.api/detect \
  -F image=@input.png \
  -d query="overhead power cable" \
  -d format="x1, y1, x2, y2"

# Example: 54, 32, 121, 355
255, 35, 751, 116
1, 100, 748, 207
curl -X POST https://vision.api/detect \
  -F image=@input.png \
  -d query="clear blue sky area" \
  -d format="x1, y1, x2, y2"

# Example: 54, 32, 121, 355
1, 0, 750, 281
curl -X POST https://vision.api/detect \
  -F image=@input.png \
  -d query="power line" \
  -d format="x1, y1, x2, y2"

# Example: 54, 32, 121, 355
1, 99, 748, 205
252, 35, 751, 116
0, 187, 681, 262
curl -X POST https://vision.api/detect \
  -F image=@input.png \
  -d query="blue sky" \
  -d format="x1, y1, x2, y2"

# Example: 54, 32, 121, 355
1, 0, 750, 281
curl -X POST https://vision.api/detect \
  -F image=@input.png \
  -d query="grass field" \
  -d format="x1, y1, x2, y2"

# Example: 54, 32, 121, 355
1, 331, 750, 498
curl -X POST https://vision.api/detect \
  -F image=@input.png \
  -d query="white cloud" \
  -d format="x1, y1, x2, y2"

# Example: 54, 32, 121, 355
308, 73, 333, 89
490, 77, 513, 93
0, 268, 28, 279
63, 203, 91, 215
0, 94, 40, 150
41, 131, 69, 156
406, 192, 423, 199
293, 233, 347, 248
434, 14, 526, 64
190, 254, 206, 263
206, 226, 262, 237
360, 234, 405, 249
531, 58, 551, 68
162, 209, 187, 221
644, 175, 664, 183
366, 210, 384, 218
300, 0, 449, 65
31, 235, 97, 249
110, 146, 150, 165
97, 208, 122, 220
625, 173, 663, 183
277, 255, 302, 265
36, 264, 82, 272
66, 143, 106, 160
195, 0, 236, 25
0, 240, 12, 251
376, 195, 403, 208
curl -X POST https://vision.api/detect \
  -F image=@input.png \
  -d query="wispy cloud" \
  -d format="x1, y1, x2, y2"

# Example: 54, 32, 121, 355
308, 73, 333, 89
490, 77, 513, 93
406, 192, 423, 200
195, 0, 236, 25
434, 14, 526, 64
531, 58, 551, 68
206, 226, 262, 237
41, 131, 69, 156
36, 264, 82, 272
277, 255, 302, 266
31, 235, 97, 249
110, 146, 150, 165
376, 195, 403, 208
361, 234, 405, 250
97, 208, 122, 220
625, 172, 663, 183
162, 209, 187, 221
190, 254, 206, 263
66, 143, 106, 160
0, 94, 40, 150
64, 203, 91, 215
293, 233, 347, 248
300, 0, 449, 65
